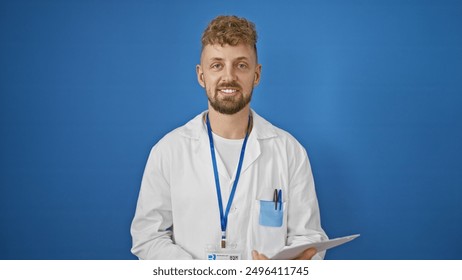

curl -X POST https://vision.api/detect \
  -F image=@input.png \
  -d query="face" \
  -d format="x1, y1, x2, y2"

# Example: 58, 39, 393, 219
196, 44, 261, 115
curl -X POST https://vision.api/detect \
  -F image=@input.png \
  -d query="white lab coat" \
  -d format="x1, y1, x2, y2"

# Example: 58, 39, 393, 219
131, 110, 328, 259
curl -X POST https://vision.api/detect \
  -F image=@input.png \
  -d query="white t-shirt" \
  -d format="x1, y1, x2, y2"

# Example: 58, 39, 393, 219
212, 132, 244, 178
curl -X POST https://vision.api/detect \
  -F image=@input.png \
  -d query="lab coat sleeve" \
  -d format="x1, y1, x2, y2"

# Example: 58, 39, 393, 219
130, 143, 193, 260
286, 142, 328, 260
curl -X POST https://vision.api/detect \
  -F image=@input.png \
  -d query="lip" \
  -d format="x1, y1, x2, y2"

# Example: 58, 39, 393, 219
218, 88, 240, 95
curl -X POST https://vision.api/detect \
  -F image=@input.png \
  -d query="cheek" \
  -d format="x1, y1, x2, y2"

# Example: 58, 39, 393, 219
203, 79, 216, 95
242, 75, 257, 88
204, 79, 214, 91
203, 74, 218, 87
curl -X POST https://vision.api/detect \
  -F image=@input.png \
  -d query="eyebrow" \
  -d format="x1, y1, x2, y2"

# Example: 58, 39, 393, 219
209, 56, 250, 61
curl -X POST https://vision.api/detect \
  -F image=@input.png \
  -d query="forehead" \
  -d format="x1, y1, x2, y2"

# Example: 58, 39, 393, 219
201, 44, 257, 62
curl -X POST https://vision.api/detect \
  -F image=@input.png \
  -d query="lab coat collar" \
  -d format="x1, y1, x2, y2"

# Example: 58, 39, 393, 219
178, 109, 278, 178
178, 109, 278, 141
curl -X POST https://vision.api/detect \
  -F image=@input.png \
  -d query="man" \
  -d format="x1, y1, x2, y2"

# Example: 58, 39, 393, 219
131, 15, 327, 260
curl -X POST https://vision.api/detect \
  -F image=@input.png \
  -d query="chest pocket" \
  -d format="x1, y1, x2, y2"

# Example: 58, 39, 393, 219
259, 200, 283, 227
252, 191, 288, 258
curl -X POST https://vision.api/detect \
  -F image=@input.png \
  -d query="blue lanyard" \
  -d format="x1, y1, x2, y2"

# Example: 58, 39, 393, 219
206, 113, 250, 248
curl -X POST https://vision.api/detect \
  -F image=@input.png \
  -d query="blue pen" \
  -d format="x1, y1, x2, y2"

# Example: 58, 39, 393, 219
278, 189, 282, 210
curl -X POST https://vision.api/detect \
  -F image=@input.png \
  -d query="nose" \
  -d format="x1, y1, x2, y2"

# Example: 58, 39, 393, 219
221, 64, 237, 82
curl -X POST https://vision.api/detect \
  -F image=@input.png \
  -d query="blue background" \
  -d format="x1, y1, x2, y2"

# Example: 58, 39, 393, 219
1, 0, 461, 260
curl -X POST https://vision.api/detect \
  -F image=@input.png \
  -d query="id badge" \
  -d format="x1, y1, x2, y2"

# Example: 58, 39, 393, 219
205, 244, 242, 260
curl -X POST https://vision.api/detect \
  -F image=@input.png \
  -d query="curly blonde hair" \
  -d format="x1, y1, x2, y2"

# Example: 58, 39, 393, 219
201, 15, 258, 58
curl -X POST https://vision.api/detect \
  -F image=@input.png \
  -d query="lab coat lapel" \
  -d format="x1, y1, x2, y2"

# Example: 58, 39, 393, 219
241, 132, 261, 174
240, 110, 278, 174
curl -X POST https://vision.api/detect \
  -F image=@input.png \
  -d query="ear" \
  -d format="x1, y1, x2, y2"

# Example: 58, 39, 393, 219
196, 65, 205, 88
253, 64, 262, 86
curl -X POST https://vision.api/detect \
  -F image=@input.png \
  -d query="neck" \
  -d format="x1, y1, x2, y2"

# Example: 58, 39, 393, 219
207, 106, 251, 139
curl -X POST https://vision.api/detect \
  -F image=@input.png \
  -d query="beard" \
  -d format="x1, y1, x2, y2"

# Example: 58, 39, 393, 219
205, 81, 253, 115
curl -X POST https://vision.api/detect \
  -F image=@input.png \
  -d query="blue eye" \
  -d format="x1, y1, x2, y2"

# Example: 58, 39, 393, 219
237, 63, 248, 69
211, 63, 222, 70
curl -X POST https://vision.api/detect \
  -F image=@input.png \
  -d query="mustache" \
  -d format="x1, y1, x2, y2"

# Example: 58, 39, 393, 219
217, 81, 242, 90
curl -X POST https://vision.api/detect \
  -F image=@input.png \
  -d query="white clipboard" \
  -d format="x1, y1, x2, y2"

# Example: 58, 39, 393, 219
270, 234, 360, 260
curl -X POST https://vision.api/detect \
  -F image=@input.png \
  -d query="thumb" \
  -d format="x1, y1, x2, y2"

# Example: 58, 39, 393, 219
252, 250, 269, 260
294, 247, 317, 260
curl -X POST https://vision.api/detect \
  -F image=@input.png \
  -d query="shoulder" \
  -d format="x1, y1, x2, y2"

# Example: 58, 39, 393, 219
253, 110, 306, 152
150, 111, 206, 154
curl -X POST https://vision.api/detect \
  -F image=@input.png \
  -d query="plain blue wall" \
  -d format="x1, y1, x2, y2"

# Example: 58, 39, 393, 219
1, 0, 461, 259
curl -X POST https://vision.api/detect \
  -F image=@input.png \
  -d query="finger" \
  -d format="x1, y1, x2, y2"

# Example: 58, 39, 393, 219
294, 247, 317, 260
252, 250, 259, 260
258, 253, 269, 260
252, 250, 269, 260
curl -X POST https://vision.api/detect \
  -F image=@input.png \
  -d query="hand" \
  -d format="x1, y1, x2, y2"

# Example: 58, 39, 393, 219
252, 247, 317, 260
252, 250, 269, 260
293, 247, 317, 260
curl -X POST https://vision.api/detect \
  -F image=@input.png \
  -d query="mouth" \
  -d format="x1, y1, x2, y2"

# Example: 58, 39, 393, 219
218, 88, 240, 95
